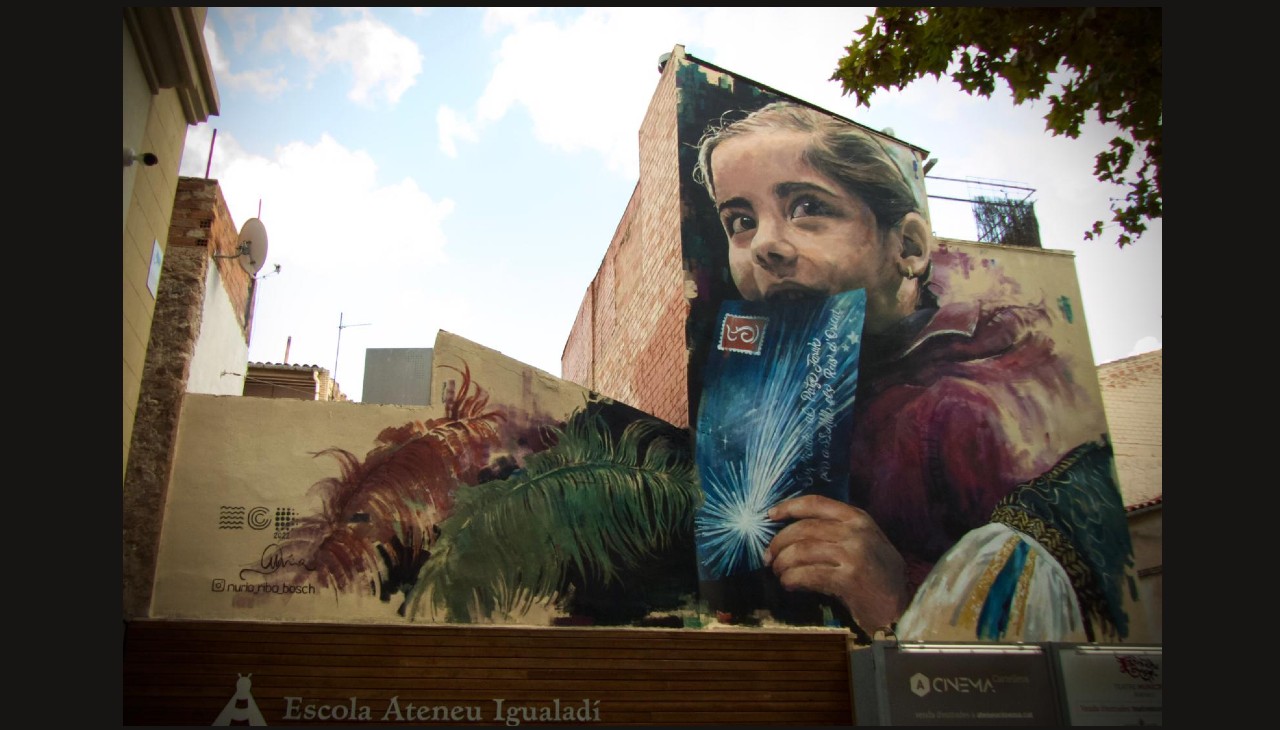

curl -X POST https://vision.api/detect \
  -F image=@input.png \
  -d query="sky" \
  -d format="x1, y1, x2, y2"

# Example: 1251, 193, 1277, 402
179, 7, 1163, 403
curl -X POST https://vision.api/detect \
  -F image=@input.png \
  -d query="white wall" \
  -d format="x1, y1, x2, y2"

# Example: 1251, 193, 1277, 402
187, 263, 249, 395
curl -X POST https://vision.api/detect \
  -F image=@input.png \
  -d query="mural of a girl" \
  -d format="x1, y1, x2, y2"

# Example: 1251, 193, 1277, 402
690, 101, 1136, 642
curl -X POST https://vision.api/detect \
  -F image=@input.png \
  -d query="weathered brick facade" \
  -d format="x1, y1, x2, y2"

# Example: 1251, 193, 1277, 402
561, 54, 689, 428
170, 177, 257, 342
124, 177, 247, 619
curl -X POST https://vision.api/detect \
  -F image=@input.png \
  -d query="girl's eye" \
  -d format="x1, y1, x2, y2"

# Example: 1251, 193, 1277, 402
790, 198, 828, 219
726, 214, 756, 235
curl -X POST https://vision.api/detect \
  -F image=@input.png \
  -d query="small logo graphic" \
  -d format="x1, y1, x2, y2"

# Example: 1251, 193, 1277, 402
219, 506, 246, 529
910, 672, 930, 697
273, 507, 298, 539
213, 673, 267, 725
1116, 655, 1159, 682
718, 313, 767, 355
247, 507, 271, 530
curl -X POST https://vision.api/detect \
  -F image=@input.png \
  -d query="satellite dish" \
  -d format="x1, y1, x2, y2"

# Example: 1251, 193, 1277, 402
236, 218, 269, 275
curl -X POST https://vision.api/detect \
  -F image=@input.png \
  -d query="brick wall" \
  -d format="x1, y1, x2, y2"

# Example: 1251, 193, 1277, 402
1096, 349, 1162, 506
560, 55, 690, 428
561, 253, 598, 387
170, 177, 255, 342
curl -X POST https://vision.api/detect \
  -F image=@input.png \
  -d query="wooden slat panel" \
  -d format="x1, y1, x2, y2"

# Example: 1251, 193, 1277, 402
124, 619, 855, 725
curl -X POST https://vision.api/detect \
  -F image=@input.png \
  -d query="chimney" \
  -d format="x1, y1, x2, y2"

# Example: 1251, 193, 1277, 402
284, 336, 292, 364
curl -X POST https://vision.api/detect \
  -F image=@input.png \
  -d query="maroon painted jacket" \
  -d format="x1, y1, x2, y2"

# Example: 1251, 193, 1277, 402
848, 294, 1092, 592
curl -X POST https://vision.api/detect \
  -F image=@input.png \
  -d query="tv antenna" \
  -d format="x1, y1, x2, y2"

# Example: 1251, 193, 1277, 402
333, 312, 371, 383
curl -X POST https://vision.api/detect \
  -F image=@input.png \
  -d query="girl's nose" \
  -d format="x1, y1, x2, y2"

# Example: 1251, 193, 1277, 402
750, 219, 797, 273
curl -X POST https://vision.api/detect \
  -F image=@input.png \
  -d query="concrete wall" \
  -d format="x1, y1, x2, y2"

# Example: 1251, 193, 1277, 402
149, 330, 704, 627
362, 347, 434, 406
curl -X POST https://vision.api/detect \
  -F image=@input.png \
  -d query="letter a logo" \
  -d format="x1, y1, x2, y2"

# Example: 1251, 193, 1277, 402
910, 672, 931, 698
213, 673, 267, 725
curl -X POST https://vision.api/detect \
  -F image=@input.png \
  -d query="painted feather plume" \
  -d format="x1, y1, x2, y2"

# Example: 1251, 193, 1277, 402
404, 409, 701, 623
267, 363, 504, 598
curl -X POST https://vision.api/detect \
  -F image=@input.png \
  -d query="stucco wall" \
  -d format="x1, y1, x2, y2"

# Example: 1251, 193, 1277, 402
123, 9, 220, 475
123, 82, 191, 473
187, 263, 250, 395
151, 330, 616, 624
123, 23, 151, 234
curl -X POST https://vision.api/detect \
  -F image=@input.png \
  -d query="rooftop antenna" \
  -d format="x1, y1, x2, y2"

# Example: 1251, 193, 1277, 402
333, 312, 371, 382
204, 129, 217, 179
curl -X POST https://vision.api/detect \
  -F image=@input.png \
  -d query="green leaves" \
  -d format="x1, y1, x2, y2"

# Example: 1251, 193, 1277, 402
404, 410, 701, 623
832, 8, 1161, 248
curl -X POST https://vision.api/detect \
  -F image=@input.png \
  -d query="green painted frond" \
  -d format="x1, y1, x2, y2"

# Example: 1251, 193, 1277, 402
266, 361, 504, 595
405, 411, 701, 623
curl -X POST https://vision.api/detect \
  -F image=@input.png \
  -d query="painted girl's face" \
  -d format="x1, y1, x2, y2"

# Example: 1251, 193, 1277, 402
711, 130, 900, 307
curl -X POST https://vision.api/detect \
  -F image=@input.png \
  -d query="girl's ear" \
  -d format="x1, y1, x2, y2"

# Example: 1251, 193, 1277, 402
896, 212, 934, 278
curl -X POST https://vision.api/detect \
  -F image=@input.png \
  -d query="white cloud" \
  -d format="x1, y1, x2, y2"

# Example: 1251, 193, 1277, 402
261, 8, 325, 64
263, 7, 423, 106
203, 24, 289, 99
465, 8, 879, 176
437, 105, 479, 158
218, 7, 259, 54
481, 7, 543, 34
692, 7, 877, 113
474, 8, 702, 176
177, 127, 457, 394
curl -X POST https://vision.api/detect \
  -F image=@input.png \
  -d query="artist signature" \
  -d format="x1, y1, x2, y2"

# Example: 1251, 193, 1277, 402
239, 543, 318, 579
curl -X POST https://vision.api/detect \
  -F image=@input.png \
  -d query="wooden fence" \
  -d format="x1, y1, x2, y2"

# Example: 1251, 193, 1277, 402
124, 619, 858, 725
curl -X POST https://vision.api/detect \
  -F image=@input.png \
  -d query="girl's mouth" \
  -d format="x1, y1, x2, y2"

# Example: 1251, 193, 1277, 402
765, 286, 823, 302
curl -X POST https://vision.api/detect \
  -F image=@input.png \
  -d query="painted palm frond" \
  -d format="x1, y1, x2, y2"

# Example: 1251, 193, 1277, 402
268, 362, 504, 595
404, 411, 701, 623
